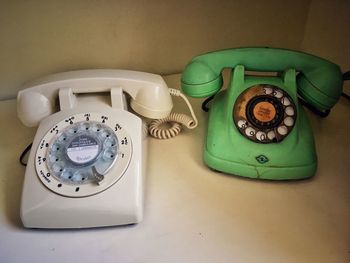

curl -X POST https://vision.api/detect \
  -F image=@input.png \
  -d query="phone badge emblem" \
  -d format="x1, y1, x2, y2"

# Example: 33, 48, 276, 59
255, 155, 269, 164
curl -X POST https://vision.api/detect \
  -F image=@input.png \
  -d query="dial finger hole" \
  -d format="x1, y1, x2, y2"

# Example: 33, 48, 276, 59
104, 137, 117, 147
273, 90, 283, 98
68, 127, 79, 134
61, 170, 73, 180
50, 142, 61, 152
52, 162, 65, 174
80, 122, 90, 131
263, 87, 273, 94
284, 116, 294, 127
91, 123, 103, 132
103, 148, 117, 161
57, 134, 68, 142
281, 97, 291, 106
245, 127, 256, 137
72, 171, 85, 182
73, 170, 91, 183
277, 125, 288, 135
99, 130, 111, 139
285, 106, 295, 116
256, 131, 267, 141
267, 131, 276, 140
49, 154, 59, 163
237, 119, 248, 129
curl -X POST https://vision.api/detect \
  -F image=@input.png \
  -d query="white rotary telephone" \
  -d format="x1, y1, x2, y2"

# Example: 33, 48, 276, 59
17, 69, 196, 229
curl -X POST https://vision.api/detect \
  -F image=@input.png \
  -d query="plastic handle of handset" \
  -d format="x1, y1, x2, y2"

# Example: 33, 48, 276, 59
181, 47, 343, 110
17, 70, 173, 127
17, 90, 54, 127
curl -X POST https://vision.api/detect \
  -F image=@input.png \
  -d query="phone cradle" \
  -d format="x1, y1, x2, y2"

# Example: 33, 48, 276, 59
204, 66, 317, 180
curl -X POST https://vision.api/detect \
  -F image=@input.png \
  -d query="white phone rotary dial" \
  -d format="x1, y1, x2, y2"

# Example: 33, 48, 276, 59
35, 113, 132, 197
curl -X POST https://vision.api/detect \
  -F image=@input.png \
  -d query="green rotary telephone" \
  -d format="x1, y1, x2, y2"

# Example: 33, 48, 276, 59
181, 47, 343, 180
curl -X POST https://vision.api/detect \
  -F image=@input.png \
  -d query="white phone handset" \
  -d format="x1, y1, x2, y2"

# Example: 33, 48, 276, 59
18, 69, 173, 127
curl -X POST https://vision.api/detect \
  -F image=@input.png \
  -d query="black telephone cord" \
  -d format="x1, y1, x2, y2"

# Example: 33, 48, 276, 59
19, 143, 32, 166
201, 95, 215, 112
342, 70, 350, 100
341, 92, 350, 100
298, 99, 331, 118
343, 70, 350, 80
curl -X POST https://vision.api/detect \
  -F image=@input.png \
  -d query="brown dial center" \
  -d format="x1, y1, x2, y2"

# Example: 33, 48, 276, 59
252, 101, 276, 122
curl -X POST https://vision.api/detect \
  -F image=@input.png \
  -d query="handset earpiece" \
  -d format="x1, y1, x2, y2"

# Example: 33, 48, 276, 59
181, 60, 223, 98
297, 66, 343, 111
17, 90, 53, 127
128, 80, 173, 119
130, 92, 172, 119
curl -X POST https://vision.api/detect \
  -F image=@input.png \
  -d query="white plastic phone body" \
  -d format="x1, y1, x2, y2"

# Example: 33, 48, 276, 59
17, 69, 173, 228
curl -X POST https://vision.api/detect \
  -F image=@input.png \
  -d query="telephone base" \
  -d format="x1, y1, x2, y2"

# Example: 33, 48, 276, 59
203, 71, 317, 180
21, 182, 144, 229
20, 108, 145, 229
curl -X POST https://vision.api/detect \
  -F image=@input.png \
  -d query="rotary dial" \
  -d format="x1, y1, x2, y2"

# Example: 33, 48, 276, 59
233, 84, 297, 143
35, 113, 132, 197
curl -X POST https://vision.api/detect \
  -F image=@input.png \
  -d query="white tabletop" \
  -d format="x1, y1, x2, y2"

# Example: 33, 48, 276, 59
0, 74, 349, 263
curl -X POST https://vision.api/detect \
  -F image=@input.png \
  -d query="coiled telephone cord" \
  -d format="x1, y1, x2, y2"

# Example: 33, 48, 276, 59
148, 88, 198, 139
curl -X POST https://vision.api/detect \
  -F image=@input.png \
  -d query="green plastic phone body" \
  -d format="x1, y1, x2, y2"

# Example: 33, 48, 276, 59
181, 47, 343, 180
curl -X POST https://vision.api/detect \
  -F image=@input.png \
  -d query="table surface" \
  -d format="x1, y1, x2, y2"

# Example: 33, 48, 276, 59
0, 74, 349, 263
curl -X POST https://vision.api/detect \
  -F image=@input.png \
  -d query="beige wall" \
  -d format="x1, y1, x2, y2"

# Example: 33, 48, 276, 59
301, 0, 350, 93
0, 0, 310, 99
1, 0, 349, 99
301, 0, 350, 69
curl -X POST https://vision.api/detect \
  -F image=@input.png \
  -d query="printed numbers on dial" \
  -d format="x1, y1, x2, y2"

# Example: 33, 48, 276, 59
84, 113, 91, 121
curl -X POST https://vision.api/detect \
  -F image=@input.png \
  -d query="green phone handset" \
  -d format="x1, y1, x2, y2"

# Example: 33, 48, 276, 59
181, 47, 343, 180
